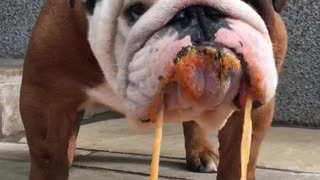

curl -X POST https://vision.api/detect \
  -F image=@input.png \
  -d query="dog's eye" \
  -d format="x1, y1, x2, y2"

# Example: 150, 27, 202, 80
125, 3, 147, 25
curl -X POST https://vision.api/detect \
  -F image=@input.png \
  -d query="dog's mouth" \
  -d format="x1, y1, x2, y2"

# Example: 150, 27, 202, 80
137, 41, 244, 123
125, 5, 277, 125
165, 45, 242, 107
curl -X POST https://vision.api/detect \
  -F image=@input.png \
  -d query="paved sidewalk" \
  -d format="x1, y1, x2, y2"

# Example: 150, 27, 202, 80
1, 114, 320, 180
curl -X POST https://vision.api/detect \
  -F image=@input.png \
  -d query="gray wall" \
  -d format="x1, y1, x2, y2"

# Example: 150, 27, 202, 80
276, 0, 320, 128
0, 0, 44, 58
0, 0, 319, 127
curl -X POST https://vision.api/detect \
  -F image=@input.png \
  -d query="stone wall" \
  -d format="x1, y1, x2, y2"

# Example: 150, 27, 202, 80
0, 0, 44, 58
0, 0, 319, 128
0, 64, 23, 136
275, 0, 320, 127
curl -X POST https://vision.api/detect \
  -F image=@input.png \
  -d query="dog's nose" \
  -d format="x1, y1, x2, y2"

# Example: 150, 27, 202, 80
168, 6, 226, 44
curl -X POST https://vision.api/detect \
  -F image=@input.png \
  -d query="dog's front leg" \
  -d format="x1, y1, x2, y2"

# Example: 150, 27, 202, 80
217, 99, 275, 180
247, 98, 275, 180
183, 121, 219, 173
21, 93, 83, 180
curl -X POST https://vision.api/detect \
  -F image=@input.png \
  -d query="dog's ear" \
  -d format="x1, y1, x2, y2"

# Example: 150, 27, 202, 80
272, 0, 287, 13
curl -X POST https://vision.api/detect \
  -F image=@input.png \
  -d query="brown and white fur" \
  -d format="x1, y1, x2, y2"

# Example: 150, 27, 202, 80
20, 0, 288, 179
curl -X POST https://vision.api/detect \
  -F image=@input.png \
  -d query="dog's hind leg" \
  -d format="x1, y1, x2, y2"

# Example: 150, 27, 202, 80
183, 121, 219, 173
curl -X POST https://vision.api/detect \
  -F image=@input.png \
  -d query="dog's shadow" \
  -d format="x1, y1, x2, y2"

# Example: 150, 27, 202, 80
81, 112, 125, 125
74, 153, 187, 172
78, 112, 187, 173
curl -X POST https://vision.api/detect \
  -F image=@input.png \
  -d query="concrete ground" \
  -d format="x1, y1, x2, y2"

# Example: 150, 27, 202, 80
1, 113, 320, 180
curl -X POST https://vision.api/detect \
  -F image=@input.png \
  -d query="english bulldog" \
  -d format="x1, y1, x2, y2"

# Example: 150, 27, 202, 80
20, 0, 288, 179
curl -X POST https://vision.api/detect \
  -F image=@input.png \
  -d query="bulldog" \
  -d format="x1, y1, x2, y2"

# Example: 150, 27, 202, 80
20, 0, 288, 179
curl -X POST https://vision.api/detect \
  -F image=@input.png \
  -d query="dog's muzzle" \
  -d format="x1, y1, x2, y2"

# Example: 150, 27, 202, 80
123, 3, 277, 126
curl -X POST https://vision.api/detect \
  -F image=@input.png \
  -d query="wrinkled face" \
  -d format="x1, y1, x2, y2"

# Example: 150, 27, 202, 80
83, 0, 287, 129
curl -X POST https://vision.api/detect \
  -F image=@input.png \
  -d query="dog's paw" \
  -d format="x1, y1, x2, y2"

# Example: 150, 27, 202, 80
186, 148, 219, 173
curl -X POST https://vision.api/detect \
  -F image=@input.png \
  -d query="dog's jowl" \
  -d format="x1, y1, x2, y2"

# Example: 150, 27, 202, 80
20, 0, 288, 179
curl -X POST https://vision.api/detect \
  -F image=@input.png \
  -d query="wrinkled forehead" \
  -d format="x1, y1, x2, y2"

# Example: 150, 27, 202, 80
88, 0, 262, 17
